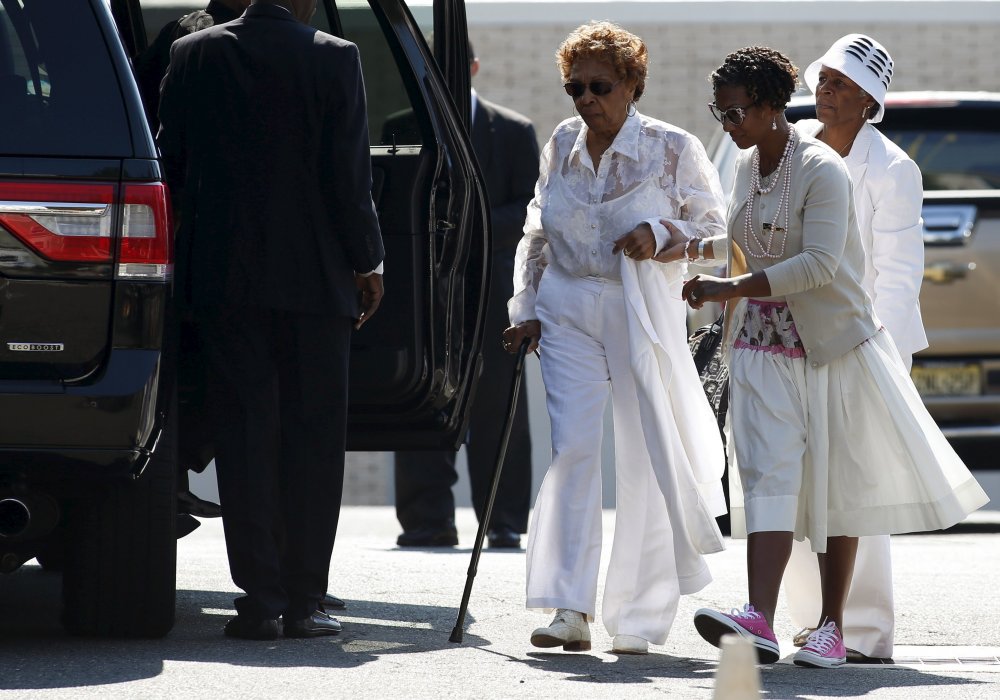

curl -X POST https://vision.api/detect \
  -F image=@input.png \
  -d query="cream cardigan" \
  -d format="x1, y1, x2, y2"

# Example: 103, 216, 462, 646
712, 134, 879, 367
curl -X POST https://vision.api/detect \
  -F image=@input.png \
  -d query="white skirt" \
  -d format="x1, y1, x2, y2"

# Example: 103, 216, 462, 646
727, 300, 988, 551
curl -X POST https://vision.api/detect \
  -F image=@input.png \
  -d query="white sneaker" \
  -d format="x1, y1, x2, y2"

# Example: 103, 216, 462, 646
530, 609, 591, 652
612, 634, 648, 655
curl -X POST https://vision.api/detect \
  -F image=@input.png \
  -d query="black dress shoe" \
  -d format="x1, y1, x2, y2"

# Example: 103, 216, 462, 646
320, 593, 346, 611
396, 523, 458, 547
224, 615, 280, 640
283, 610, 342, 638
177, 489, 222, 518
487, 526, 521, 549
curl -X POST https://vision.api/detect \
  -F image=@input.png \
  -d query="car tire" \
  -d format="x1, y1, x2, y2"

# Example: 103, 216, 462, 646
61, 405, 178, 638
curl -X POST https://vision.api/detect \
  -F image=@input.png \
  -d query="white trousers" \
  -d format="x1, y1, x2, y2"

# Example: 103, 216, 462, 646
525, 268, 691, 645
781, 354, 910, 659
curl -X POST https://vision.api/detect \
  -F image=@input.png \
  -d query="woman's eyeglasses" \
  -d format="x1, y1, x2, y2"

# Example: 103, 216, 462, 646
564, 80, 621, 98
708, 103, 751, 126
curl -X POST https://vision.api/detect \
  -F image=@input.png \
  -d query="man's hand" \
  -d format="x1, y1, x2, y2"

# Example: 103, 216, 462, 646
652, 221, 692, 263
612, 222, 656, 261
355, 272, 384, 330
502, 320, 541, 355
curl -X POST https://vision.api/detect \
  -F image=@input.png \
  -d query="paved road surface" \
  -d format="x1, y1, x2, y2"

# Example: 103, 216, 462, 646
1, 508, 998, 699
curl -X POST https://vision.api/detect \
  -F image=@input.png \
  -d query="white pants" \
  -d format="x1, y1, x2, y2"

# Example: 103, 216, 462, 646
525, 268, 697, 645
781, 354, 910, 659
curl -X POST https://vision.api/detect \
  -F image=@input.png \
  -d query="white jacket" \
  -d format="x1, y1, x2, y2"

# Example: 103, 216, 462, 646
796, 120, 928, 357
621, 255, 727, 562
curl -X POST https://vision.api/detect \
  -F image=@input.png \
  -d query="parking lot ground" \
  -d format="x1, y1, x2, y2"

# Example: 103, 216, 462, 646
1, 506, 998, 699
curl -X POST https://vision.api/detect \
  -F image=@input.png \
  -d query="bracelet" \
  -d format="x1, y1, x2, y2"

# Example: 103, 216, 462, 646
685, 237, 698, 261
697, 238, 706, 260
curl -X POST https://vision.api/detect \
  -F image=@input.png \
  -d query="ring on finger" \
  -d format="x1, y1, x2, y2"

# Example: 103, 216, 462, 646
690, 291, 699, 301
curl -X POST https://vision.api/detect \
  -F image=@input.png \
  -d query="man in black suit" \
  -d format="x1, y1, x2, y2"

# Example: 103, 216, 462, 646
136, 0, 348, 614
158, 0, 384, 640
388, 46, 538, 550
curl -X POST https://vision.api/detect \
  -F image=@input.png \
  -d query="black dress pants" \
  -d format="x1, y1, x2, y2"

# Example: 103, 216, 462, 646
201, 305, 352, 621
395, 252, 532, 533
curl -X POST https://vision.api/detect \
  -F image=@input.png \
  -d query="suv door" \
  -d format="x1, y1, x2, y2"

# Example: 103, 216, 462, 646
309, 0, 490, 450
123, 0, 489, 451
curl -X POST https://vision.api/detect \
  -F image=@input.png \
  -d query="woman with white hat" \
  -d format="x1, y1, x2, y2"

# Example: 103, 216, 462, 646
785, 34, 927, 662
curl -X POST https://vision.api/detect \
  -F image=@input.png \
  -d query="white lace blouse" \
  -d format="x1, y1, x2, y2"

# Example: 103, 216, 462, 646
508, 112, 726, 325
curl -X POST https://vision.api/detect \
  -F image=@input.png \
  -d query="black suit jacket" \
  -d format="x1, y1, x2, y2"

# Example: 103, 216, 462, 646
158, 3, 384, 316
470, 96, 539, 254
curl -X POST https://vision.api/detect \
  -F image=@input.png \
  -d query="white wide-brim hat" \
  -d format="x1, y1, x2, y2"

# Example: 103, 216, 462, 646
804, 34, 893, 123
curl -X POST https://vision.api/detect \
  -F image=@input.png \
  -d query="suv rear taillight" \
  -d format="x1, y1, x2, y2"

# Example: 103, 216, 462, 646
0, 181, 173, 281
117, 184, 173, 281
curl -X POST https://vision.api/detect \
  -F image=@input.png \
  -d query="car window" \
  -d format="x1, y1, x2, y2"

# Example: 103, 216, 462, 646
883, 130, 1000, 191
0, 0, 131, 156
326, 1, 428, 147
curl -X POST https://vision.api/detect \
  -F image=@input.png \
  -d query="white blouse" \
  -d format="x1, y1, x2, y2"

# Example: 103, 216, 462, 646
508, 112, 727, 325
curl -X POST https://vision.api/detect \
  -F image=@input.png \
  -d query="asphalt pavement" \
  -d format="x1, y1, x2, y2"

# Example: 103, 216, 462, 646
1, 507, 998, 699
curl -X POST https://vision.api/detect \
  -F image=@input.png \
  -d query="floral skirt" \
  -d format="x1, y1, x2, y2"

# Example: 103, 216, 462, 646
726, 299, 988, 551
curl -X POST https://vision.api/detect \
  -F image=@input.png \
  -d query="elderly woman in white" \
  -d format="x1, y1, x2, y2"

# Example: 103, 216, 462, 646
783, 34, 927, 662
502, 21, 728, 655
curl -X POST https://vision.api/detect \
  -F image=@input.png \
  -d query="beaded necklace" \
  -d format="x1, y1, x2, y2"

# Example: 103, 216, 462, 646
744, 130, 797, 259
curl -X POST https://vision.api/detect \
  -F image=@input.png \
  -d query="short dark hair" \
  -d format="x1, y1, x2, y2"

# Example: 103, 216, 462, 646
710, 46, 798, 110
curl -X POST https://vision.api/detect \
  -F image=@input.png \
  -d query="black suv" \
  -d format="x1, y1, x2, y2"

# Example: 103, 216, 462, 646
0, 0, 489, 637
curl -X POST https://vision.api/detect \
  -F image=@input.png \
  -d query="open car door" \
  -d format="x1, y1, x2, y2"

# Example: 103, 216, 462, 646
117, 0, 489, 452
321, 0, 490, 450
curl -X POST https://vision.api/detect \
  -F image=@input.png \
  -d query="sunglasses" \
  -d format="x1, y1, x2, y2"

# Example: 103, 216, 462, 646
708, 103, 752, 126
564, 79, 622, 98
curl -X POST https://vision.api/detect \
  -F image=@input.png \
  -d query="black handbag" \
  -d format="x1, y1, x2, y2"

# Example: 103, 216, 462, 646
687, 313, 729, 432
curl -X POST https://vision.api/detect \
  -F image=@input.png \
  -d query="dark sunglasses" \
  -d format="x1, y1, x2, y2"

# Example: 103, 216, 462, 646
564, 79, 621, 98
708, 103, 752, 126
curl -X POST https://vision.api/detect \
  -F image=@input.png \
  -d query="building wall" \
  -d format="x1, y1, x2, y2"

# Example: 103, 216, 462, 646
150, 0, 1000, 508
467, 3, 1000, 151
397, 1, 1000, 510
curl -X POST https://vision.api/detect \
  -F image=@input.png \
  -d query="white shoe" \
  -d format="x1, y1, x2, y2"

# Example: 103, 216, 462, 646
612, 634, 648, 654
530, 609, 591, 652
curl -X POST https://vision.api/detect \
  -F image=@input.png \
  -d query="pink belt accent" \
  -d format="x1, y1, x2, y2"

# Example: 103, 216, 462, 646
734, 299, 806, 359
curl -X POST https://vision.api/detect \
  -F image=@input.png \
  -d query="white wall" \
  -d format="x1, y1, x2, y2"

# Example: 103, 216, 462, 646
174, 1, 1000, 512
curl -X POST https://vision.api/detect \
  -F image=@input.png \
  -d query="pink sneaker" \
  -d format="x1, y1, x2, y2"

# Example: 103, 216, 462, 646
793, 620, 847, 668
694, 604, 780, 664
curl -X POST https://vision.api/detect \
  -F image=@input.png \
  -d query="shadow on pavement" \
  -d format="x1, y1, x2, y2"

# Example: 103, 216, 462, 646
524, 650, 719, 686
756, 661, 991, 698
0, 566, 485, 691
476, 646, 989, 695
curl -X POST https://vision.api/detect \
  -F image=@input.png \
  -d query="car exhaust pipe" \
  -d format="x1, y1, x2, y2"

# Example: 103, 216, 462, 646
0, 498, 31, 538
0, 493, 59, 541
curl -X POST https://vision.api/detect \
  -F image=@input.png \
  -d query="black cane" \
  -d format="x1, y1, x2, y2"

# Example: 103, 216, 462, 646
449, 337, 531, 643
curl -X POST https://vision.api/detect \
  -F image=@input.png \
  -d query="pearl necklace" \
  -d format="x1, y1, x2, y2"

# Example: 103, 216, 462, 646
744, 130, 797, 259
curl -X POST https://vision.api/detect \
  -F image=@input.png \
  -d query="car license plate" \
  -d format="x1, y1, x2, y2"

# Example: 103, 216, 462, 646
910, 364, 981, 397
